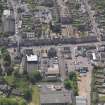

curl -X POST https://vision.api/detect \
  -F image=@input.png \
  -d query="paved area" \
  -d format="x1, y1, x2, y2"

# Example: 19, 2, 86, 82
78, 70, 92, 105
65, 46, 93, 105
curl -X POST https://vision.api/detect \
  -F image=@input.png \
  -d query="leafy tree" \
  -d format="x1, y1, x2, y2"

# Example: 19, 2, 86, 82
69, 72, 77, 81
23, 88, 32, 101
1, 47, 7, 54
48, 48, 57, 58
14, 69, 19, 77
19, 100, 27, 105
3, 53, 11, 66
0, 64, 2, 75
0, 98, 25, 105
64, 72, 78, 95
28, 70, 42, 83
1, 47, 11, 67
64, 80, 72, 89
6, 67, 14, 75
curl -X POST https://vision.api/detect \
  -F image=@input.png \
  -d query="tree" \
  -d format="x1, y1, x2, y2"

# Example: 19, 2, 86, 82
64, 80, 72, 89
0, 64, 2, 75
23, 88, 32, 101
48, 47, 57, 58
64, 72, 78, 95
0, 98, 18, 105
14, 68, 20, 78
3, 53, 11, 65
69, 72, 77, 81
6, 67, 14, 75
0, 97, 27, 105
19, 100, 26, 105
1, 47, 7, 54
1, 47, 11, 67
28, 70, 42, 83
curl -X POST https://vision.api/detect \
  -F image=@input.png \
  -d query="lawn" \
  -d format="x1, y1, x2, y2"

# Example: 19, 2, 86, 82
99, 96, 105, 102
4, 75, 15, 85
30, 86, 40, 105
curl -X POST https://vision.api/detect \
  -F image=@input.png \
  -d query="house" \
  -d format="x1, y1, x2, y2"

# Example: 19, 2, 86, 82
88, 52, 99, 62
0, 83, 12, 96
63, 47, 72, 59
40, 0, 54, 7
26, 32, 35, 40
40, 85, 75, 105
23, 49, 33, 56
61, 17, 73, 24
100, 52, 105, 62
63, 47, 71, 53
41, 49, 48, 58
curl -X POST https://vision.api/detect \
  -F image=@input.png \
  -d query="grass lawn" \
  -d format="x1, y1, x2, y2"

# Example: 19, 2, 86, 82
30, 86, 40, 105
99, 96, 105, 102
4, 75, 15, 85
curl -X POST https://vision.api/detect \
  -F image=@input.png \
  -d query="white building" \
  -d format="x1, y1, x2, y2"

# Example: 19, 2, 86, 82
92, 53, 96, 61
26, 55, 38, 62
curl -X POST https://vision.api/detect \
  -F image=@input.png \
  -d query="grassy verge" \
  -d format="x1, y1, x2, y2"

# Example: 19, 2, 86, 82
30, 86, 40, 105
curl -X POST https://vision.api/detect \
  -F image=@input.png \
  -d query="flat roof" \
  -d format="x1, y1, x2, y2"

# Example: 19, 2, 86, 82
76, 96, 87, 105
40, 85, 73, 104
92, 53, 96, 60
26, 55, 38, 62
3, 10, 10, 16
46, 64, 59, 75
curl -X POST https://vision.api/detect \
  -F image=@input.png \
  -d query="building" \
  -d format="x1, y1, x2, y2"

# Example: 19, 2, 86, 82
26, 54, 39, 73
40, 85, 75, 105
88, 52, 99, 62
23, 49, 39, 73
39, 0, 54, 7
100, 52, 105, 62
26, 32, 35, 40
76, 96, 87, 105
26, 55, 38, 63
2, 10, 15, 35
45, 64, 60, 81
61, 17, 72, 24
23, 49, 33, 55
63, 47, 72, 59
92, 53, 97, 61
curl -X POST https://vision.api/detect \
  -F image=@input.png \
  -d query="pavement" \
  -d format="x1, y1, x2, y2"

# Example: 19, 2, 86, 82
57, 47, 67, 81
68, 45, 93, 105
78, 70, 92, 105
